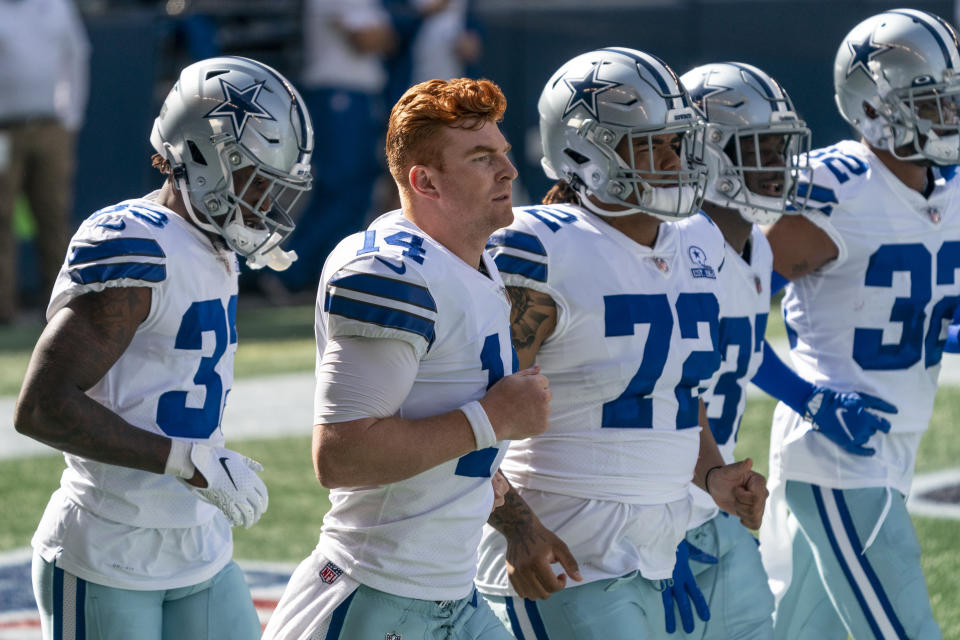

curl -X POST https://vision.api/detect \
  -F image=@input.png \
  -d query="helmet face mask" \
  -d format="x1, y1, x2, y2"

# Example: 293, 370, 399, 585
151, 56, 314, 270
834, 9, 960, 166
885, 80, 960, 163
539, 47, 708, 221
682, 62, 811, 225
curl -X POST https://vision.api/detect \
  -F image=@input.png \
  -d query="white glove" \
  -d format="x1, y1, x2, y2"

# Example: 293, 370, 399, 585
187, 443, 269, 528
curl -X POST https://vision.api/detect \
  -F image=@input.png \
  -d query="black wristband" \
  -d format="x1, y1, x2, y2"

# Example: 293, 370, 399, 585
704, 465, 723, 494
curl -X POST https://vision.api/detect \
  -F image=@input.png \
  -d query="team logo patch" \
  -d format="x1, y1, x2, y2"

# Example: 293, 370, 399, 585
754, 275, 763, 294
386, 633, 402, 640
319, 561, 343, 584
687, 245, 716, 279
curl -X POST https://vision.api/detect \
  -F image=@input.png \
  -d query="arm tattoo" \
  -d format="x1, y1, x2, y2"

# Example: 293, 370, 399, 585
15, 287, 169, 472
789, 259, 811, 278
507, 286, 557, 360
488, 486, 538, 539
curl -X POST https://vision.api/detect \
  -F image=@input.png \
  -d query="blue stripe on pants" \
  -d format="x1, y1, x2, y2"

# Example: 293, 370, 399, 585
324, 591, 357, 639
524, 599, 551, 639
504, 597, 527, 640
811, 485, 886, 639
53, 566, 63, 640
833, 489, 909, 639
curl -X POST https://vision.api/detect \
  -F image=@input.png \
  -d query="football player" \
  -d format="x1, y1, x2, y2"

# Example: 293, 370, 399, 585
262, 78, 552, 640
475, 47, 768, 639
665, 61, 897, 639
758, 9, 960, 639
14, 57, 313, 639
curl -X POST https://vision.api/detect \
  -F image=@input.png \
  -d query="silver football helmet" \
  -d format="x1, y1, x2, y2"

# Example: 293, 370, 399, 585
681, 62, 811, 225
150, 56, 313, 270
834, 9, 960, 165
539, 47, 707, 220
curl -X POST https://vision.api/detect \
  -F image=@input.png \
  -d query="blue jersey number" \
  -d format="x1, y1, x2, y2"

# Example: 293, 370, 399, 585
809, 148, 868, 184
706, 312, 767, 446
853, 243, 959, 370
455, 333, 510, 478
156, 296, 237, 438
708, 316, 752, 445
356, 230, 427, 264
601, 293, 720, 430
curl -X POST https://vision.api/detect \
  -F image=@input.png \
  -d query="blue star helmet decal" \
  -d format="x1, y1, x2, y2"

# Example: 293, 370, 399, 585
687, 72, 733, 121
204, 78, 275, 139
562, 63, 622, 119
846, 31, 893, 79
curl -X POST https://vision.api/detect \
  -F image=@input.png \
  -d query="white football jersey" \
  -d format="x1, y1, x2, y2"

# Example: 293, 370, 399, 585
477, 204, 726, 588
315, 210, 514, 601
32, 193, 238, 589
690, 224, 773, 526
773, 140, 960, 492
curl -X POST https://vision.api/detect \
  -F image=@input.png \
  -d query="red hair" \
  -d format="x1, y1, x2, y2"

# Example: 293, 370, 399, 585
386, 78, 507, 189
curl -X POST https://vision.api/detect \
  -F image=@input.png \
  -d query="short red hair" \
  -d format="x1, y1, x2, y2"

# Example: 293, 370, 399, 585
386, 78, 507, 190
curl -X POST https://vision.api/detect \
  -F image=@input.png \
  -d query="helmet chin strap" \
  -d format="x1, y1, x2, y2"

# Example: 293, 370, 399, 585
574, 182, 646, 218
164, 142, 221, 237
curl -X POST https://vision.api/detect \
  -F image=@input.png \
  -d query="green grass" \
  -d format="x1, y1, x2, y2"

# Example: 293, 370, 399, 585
2, 297, 958, 634
733, 390, 960, 636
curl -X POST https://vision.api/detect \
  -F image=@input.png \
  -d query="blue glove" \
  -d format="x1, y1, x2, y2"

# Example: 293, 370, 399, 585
662, 540, 716, 634
803, 387, 897, 456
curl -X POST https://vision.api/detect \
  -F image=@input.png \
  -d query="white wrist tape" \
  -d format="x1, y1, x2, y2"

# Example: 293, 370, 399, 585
460, 400, 497, 450
164, 439, 197, 479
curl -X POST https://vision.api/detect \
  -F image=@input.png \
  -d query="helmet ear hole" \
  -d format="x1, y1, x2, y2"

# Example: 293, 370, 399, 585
187, 140, 208, 165
863, 102, 880, 119
563, 148, 590, 165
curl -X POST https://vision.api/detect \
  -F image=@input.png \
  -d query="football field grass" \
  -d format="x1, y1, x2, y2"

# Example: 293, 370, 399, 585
1, 303, 958, 635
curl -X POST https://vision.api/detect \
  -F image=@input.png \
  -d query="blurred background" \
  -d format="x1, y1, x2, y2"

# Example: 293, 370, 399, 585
3, 0, 958, 316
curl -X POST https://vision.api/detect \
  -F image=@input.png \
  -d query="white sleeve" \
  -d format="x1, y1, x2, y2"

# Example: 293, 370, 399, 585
314, 336, 419, 424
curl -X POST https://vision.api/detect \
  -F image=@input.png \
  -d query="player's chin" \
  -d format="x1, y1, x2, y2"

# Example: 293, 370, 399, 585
490, 197, 514, 229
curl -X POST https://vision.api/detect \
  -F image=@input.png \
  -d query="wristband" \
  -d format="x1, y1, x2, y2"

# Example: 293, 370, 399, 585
164, 439, 196, 479
704, 465, 723, 495
460, 400, 497, 450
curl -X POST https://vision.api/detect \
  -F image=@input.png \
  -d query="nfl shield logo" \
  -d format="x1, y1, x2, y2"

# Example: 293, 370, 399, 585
386, 633, 402, 640
319, 561, 343, 584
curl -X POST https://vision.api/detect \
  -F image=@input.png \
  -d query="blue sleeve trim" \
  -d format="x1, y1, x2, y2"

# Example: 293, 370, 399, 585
770, 270, 788, 295
493, 254, 547, 283
68, 262, 167, 285
329, 272, 436, 311
325, 293, 436, 345
487, 229, 547, 256
750, 340, 815, 413
454, 447, 499, 477
68, 238, 165, 265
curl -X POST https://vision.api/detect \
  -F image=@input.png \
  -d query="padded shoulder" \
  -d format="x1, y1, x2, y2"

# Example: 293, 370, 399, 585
322, 252, 437, 359
49, 200, 174, 317
796, 140, 873, 217
486, 204, 581, 294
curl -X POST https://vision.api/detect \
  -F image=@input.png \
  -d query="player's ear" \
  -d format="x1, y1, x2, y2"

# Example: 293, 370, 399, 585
409, 165, 440, 200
